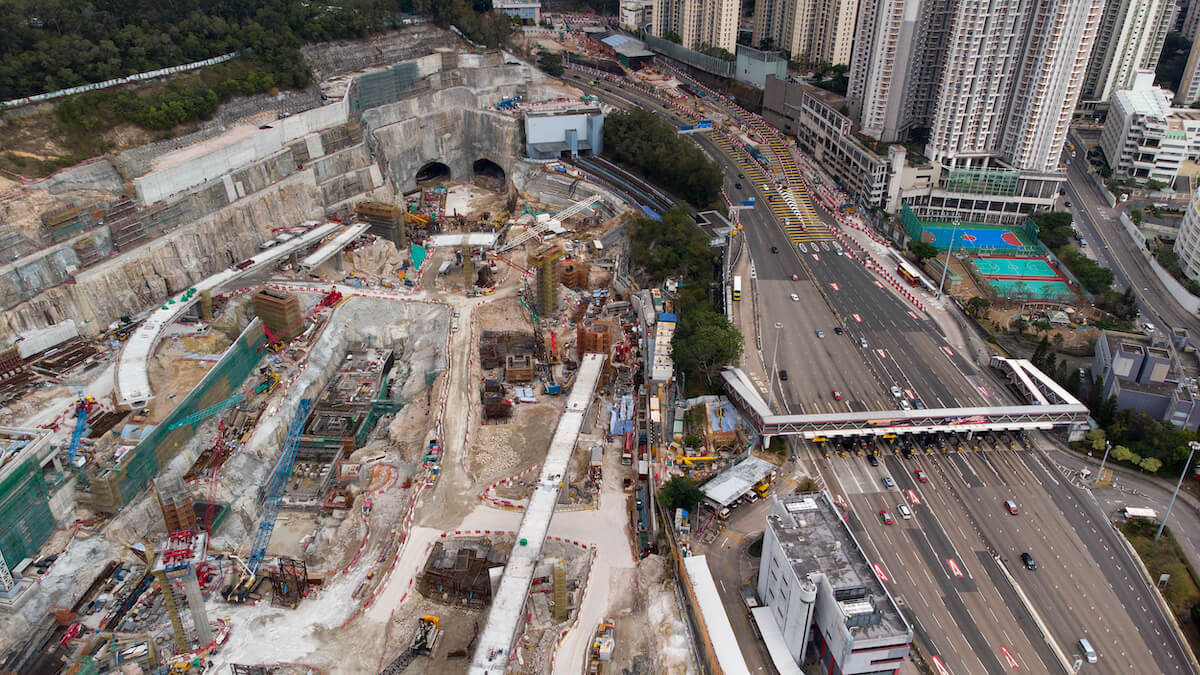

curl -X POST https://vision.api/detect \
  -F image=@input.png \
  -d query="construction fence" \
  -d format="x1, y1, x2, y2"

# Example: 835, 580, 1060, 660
79, 320, 267, 513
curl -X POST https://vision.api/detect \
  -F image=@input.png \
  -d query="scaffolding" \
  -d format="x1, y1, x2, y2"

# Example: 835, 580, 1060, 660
271, 557, 309, 608
527, 242, 566, 318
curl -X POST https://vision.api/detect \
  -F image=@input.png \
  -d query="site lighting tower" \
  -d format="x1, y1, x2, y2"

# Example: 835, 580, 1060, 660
1155, 441, 1198, 542
936, 220, 960, 299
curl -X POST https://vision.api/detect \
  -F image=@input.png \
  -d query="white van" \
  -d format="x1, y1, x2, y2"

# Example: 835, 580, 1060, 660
1078, 638, 1097, 663
897, 504, 913, 519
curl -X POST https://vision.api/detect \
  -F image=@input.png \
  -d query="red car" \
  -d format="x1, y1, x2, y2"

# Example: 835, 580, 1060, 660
915, 469, 929, 482
880, 510, 894, 525
791, 273, 800, 281
832, 390, 842, 400
1005, 500, 1019, 515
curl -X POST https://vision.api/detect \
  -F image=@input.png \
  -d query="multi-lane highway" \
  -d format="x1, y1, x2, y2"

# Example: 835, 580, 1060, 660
567, 66, 1195, 675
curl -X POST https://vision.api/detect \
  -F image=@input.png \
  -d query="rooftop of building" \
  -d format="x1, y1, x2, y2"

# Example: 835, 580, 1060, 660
767, 492, 909, 640
1102, 329, 1200, 398
599, 33, 654, 58
702, 456, 775, 506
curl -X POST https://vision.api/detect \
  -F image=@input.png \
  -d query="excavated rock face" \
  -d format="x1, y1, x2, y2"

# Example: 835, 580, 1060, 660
0, 180, 322, 339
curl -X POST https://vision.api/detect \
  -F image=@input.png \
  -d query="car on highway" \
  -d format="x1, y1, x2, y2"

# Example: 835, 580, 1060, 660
790, 293, 800, 302
913, 400, 926, 410
834, 326, 843, 334
882, 476, 895, 488
915, 468, 929, 482
779, 369, 789, 381
816, 330, 825, 338
900, 400, 912, 410
890, 385, 902, 398
791, 273, 800, 281
735, 182, 742, 189
1020, 552, 1036, 570
832, 389, 842, 400
771, 246, 779, 254
1064, 200, 1071, 207
867, 453, 878, 466
898, 504, 913, 519
1005, 500, 1019, 515
1143, 322, 1156, 333
879, 510, 894, 525
860, 337, 868, 348
738, 173, 744, 179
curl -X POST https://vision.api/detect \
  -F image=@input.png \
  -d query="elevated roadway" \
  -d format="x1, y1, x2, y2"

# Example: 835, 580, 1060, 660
115, 222, 344, 409
470, 353, 606, 674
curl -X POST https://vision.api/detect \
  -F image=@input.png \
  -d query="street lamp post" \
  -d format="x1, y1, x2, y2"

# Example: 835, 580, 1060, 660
1155, 441, 1198, 542
1097, 440, 1112, 485
767, 321, 783, 409
936, 220, 960, 299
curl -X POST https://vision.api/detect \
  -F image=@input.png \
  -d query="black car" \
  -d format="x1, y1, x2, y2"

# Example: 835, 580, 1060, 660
735, 182, 743, 189
779, 369, 789, 381
771, 246, 779, 254
867, 454, 879, 467
834, 326, 844, 335
1020, 552, 1036, 570
738, 173, 744, 179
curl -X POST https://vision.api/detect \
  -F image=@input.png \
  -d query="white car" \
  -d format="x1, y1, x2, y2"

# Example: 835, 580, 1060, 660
890, 385, 902, 398
790, 293, 800, 302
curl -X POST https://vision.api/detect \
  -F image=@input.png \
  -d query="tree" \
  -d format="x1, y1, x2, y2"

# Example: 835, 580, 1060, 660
673, 310, 744, 385
965, 296, 991, 319
1032, 336, 1050, 369
1065, 367, 1082, 397
1012, 317, 1028, 334
1087, 428, 1107, 452
908, 240, 938, 262
1112, 445, 1134, 462
664, 30, 682, 44
1140, 456, 1163, 473
539, 53, 564, 77
1131, 209, 1143, 225
659, 476, 704, 512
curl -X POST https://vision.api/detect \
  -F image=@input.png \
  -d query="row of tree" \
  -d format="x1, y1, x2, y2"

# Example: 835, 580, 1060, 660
1031, 211, 1138, 321
603, 108, 724, 207
0, 0, 524, 103
629, 205, 744, 388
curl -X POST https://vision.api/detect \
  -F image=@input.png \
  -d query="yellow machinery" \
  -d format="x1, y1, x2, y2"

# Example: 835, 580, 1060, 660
679, 456, 718, 466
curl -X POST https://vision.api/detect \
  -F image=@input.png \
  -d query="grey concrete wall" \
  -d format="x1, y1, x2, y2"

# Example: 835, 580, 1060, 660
367, 90, 522, 193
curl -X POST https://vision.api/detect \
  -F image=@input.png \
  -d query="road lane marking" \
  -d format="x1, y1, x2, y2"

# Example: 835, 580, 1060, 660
873, 563, 889, 582
946, 557, 964, 578
907, 489, 921, 505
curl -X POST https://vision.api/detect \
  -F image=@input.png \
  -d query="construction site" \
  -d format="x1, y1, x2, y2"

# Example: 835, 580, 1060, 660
0, 20, 757, 675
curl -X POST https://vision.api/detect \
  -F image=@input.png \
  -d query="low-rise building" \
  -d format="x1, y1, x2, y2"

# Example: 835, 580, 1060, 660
1101, 72, 1200, 187
756, 492, 912, 674
1091, 328, 1200, 430
620, 0, 655, 30
492, 0, 541, 22
524, 106, 605, 160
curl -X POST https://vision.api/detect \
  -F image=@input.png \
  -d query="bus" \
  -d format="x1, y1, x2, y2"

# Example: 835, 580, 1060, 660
896, 260, 921, 286
732, 275, 742, 301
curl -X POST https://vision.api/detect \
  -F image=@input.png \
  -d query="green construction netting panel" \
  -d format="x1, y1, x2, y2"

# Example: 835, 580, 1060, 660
901, 202, 923, 241
0, 456, 55, 563
354, 61, 421, 113
411, 243, 427, 270
104, 323, 266, 508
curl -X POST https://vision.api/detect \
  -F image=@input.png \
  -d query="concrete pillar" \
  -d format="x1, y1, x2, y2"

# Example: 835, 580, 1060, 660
334, 253, 345, 273
182, 571, 212, 645
291, 251, 301, 270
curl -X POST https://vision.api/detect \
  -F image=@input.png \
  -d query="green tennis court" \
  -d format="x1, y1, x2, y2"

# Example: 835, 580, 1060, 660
971, 257, 1060, 278
982, 278, 1076, 301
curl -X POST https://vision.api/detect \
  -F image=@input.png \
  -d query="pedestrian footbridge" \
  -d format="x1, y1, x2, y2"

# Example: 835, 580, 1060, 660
720, 357, 1089, 441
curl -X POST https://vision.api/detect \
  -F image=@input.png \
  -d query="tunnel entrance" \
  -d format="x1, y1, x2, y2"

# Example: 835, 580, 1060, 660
415, 161, 451, 186
472, 158, 506, 188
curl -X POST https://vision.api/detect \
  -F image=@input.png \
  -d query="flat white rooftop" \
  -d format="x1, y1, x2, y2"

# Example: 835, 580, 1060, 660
682, 555, 751, 675
469, 353, 605, 674
427, 233, 500, 248
115, 222, 341, 409
702, 456, 776, 507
